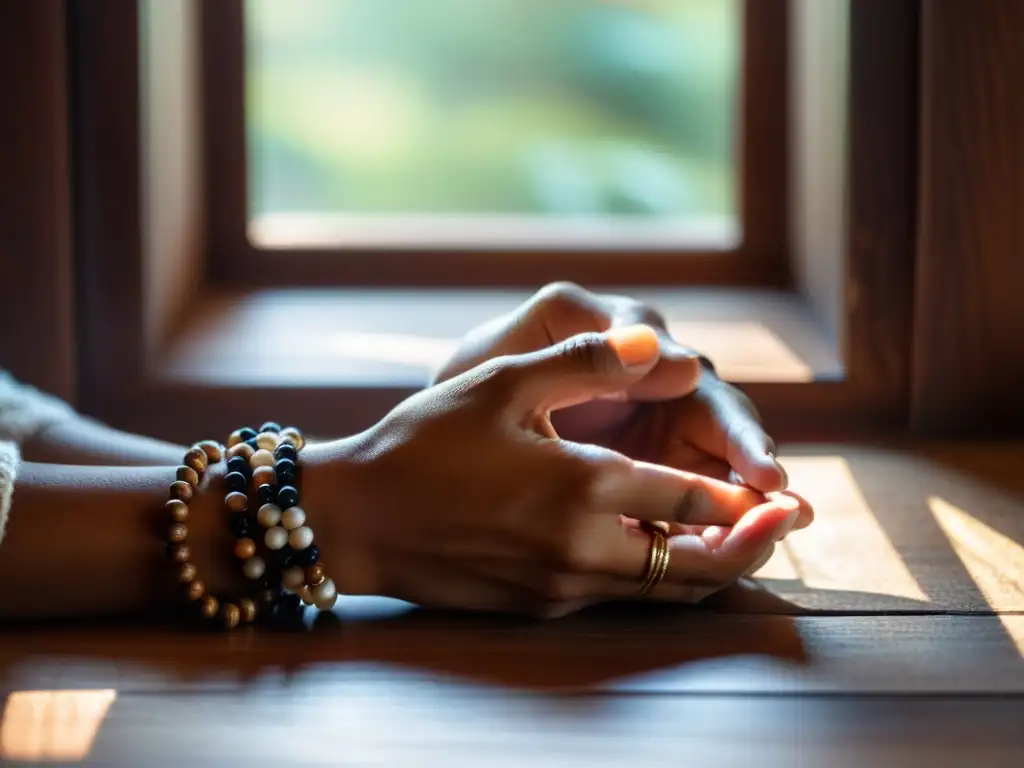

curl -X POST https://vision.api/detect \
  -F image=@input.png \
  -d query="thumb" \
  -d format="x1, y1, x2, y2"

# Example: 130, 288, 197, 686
508, 325, 661, 413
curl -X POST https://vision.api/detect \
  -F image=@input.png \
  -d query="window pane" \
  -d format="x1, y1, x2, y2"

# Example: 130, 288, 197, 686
246, 0, 740, 232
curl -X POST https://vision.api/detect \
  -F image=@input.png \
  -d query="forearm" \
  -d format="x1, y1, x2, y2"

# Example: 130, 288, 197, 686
19, 416, 186, 466
0, 461, 238, 619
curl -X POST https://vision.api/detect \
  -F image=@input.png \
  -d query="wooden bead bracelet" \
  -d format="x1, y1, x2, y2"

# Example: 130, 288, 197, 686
164, 439, 257, 631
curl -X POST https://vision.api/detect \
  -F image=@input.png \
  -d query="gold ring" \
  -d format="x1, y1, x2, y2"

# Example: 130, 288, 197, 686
638, 521, 670, 597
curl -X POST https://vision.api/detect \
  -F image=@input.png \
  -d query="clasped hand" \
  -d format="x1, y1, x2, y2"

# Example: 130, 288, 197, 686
309, 283, 813, 618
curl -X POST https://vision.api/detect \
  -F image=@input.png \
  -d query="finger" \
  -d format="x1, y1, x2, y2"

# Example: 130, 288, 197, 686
606, 300, 702, 402
503, 326, 661, 413
601, 495, 801, 586
601, 459, 775, 527
768, 490, 815, 531
745, 542, 776, 576
689, 384, 788, 492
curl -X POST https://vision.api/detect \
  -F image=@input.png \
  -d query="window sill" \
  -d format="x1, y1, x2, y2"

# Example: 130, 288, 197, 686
159, 286, 842, 389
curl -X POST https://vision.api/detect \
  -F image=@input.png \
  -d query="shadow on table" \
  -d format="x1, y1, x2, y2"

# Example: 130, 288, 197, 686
0, 581, 821, 693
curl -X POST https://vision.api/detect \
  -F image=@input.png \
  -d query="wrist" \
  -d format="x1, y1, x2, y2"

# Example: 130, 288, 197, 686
300, 433, 380, 597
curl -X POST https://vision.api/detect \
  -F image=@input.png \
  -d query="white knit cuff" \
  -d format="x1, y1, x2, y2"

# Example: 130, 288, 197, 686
0, 442, 19, 547
0, 370, 76, 445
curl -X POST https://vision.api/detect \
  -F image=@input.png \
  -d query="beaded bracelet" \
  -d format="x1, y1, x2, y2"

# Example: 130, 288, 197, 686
164, 439, 260, 630
224, 423, 338, 618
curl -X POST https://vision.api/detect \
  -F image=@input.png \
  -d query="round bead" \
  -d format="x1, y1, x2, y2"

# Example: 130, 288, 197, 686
260, 421, 281, 434
305, 563, 325, 586
242, 556, 266, 580
245, 437, 260, 451
195, 440, 224, 463
225, 492, 248, 512
279, 592, 301, 612
257, 484, 276, 505
281, 506, 305, 531
238, 597, 258, 623
274, 443, 298, 463
297, 584, 314, 605
200, 594, 220, 619
288, 526, 314, 550
250, 449, 275, 469
168, 543, 191, 563
296, 544, 319, 568
264, 526, 289, 550
224, 471, 248, 493
226, 455, 250, 477
252, 466, 276, 488
227, 512, 251, 538
227, 442, 255, 461
183, 447, 208, 474
221, 603, 241, 630
257, 503, 281, 528
256, 432, 278, 451
275, 458, 297, 486
277, 485, 299, 509
166, 499, 189, 523
311, 577, 338, 610
234, 537, 256, 560
185, 579, 205, 601
227, 429, 246, 448
279, 427, 304, 450
274, 546, 296, 569
167, 523, 188, 544
176, 466, 200, 488
283, 566, 306, 591
169, 481, 193, 503
177, 561, 197, 583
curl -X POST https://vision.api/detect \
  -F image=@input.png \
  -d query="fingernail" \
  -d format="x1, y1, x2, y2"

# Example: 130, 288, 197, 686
607, 325, 660, 369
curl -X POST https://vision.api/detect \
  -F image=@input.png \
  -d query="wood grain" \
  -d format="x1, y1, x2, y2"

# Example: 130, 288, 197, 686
0, 0, 76, 401
842, 0, 920, 432
913, 0, 1024, 435
0, 614, 1021, 696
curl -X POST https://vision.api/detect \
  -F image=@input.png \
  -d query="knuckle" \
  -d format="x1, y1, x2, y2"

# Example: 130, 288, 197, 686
672, 487, 707, 524
560, 332, 614, 375
534, 281, 588, 313
469, 356, 522, 403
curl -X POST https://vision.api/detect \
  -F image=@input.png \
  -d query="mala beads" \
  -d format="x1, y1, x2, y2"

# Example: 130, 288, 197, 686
163, 422, 337, 631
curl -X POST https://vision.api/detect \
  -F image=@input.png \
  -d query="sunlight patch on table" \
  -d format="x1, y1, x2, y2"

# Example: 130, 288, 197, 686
0, 689, 116, 762
752, 542, 801, 580
929, 496, 1024, 614
778, 456, 928, 602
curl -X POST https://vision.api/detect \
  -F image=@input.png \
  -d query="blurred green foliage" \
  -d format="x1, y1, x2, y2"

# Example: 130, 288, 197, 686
246, 0, 739, 219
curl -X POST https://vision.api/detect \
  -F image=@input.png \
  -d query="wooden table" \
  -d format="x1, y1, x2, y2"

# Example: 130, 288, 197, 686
2, 444, 1023, 766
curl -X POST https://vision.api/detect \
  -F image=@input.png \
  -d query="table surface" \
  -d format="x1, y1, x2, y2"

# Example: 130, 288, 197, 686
1, 443, 1023, 766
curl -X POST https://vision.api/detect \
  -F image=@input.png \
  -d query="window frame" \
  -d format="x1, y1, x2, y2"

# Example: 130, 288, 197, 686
200, 0, 792, 289
65, 0, 933, 445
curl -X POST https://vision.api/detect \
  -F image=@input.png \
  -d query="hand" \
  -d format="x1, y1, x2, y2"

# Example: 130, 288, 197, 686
306, 327, 808, 618
434, 282, 791, 494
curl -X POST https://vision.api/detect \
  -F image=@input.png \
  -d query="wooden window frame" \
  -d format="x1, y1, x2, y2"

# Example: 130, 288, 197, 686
67, 0, 931, 445
201, 0, 792, 289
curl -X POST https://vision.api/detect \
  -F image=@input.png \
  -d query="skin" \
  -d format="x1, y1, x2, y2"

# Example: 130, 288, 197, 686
1, 287, 813, 620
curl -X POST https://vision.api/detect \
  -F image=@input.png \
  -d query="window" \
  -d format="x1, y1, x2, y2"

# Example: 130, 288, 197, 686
69, 0, 930, 444
203, 0, 789, 287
